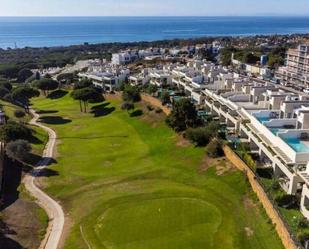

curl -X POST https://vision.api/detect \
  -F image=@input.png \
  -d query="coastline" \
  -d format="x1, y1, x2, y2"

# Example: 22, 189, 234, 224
1, 16, 309, 49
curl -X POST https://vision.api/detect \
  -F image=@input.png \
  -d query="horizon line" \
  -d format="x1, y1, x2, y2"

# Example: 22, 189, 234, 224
0, 15, 309, 18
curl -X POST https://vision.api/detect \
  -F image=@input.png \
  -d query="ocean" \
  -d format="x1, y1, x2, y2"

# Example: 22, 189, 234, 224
0, 16, 309, 49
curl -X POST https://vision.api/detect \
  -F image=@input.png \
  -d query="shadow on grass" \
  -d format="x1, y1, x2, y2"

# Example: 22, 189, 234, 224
0, 157, 22, 210
28, 131, 44, 145
0, 234, 23, 249
47, 90, 68, 99
36, 110, 59, 115
90, 102, 115, 118
35, 168, 59, 177
39, 116, 72, 125
23, 156, 57, 171
130, 109, 143, 117
24, 153, 43, 167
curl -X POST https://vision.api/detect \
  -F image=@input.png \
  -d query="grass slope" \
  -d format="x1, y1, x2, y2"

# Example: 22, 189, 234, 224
0, 100, 49, 248
32, 93, 284, 249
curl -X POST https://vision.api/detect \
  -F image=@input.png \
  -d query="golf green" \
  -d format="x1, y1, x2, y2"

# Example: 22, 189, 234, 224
32, 93, 284, 249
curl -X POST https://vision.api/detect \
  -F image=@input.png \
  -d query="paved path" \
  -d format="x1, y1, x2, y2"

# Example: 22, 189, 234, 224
23, 109, 64, 249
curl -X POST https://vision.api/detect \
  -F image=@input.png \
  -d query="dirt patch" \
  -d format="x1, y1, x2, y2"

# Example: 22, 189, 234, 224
199, 157, 236, 176
175, 134, 191, 148
216, 158, 235, 176
1, 196, 47, 249
141, 94, 171, 115
139, 102, 166, 127
243, 194, 259, 216
245, 227, 254, 237
105, 93, 121, 101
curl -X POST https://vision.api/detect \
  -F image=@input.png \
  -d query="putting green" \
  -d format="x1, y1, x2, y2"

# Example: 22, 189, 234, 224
95, 198, 221, 249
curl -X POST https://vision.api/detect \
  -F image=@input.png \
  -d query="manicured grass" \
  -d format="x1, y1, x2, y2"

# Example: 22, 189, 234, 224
32, 94, 284, 249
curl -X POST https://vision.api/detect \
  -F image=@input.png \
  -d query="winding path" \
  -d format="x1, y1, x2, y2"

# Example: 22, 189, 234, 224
23, 109, 65, 249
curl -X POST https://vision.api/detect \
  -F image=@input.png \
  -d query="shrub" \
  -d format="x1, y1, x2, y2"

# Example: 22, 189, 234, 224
121, 101, 135, 113
14, 110, 26, 119
146, 104, 154, 111
0, 121, 32, 142
243, 153, 256, 171
185, 127, 211, 146
297, 217, 309, 229
74, 79, 93, 90
122, 85, 141, 103
0, 87, 10, 98
270, 178, 281, 191
17, 68, 33, 82
146, 84, 158, 95
5, 139, 31, 162
161, 91, 171, 105
274, 193, 297, 208
297, 231, 309, 244
155, 108, 163, 114
166, 99, 199, 132
0, 82, 12, 91
206, 139, 223, 158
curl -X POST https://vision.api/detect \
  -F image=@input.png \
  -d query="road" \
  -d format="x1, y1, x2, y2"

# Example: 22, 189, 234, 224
23, 110, 64, 249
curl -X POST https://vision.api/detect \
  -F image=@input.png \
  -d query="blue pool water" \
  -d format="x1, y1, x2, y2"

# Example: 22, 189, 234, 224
270, 128, 281, 135
1, 16, 309, 48
257, 116, 271, 124
282, 138, 309, 153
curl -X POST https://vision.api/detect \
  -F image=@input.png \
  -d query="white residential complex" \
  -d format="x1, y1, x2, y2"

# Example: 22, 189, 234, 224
127, 57, 309, 219
78, 63, 130, 91
277, 43, 309, 86
76, 44, 309, 219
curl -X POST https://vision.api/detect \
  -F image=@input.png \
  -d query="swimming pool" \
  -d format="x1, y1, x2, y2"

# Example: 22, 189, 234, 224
257, 116, 271, 124
270, 128, 282, 135
282, 137, 309, 152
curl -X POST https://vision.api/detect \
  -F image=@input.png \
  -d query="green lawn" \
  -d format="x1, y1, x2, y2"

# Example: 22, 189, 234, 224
32, 93, 284, 249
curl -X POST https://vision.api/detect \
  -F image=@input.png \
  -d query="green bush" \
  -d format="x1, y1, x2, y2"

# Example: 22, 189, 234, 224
185, 127, 211, 147
0, 121, 32, 142
5, 139, 31, 162
243, 153, 256, 171
122, 85, 141, 103
155, 108, 163, 114
161, 91, 171, 105
146, 104, 154, 111
74, 79, 93, 90
166, 99, 199, 132
274, 193, 297, 208
206, 139, 223, 158
297, 230, 309, 244
297, 217, 309, 229
270, 178, 281, 191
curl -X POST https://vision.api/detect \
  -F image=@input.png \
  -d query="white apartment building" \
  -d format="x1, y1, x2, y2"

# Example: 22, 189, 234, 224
277, 43, 309, 86
199, 74, 309, 219
148, 69, 173, 87
127, 57, 309, 219
78, 65, 130, 91
112, 52, 137, 65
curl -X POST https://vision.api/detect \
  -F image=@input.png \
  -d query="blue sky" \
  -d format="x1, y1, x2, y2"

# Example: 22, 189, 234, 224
1, 0, 309, 16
